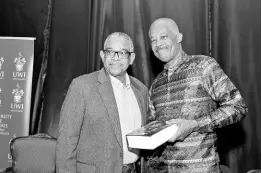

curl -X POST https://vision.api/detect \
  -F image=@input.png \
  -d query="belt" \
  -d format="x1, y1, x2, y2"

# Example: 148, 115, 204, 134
122, 162, 137, 173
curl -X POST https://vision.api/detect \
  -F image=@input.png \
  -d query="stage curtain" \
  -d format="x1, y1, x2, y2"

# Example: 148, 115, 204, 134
38, 0, 260, 172
39, 0, 210, 137
211, 0, 261, 172
1, 0, 52, 136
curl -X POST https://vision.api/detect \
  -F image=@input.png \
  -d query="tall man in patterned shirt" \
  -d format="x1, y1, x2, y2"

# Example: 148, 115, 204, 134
145, 18, 247, 173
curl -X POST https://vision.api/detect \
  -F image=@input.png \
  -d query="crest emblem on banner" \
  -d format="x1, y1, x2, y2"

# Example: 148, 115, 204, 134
12, 84, 24, 103
0, 57, 4, 70
14, 52, 26, 71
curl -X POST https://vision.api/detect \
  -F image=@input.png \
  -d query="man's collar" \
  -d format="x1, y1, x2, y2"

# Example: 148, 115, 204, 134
164, 49, 187, 70
98, 67, 110, 83
109, 72, 131, 89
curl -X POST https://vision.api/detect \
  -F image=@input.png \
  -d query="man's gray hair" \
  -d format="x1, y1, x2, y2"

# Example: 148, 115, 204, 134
149, 18, 180, 37
104, 32, 134, 52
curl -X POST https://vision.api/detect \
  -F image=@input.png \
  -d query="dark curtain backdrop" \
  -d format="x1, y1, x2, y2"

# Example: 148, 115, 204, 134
211, 1, 261, 172
1, 0, 260, 172
40, 0, 210, 137
1, 0, 51, 140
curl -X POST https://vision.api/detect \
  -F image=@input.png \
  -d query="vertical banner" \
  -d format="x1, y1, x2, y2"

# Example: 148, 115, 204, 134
0, 37, 35, 168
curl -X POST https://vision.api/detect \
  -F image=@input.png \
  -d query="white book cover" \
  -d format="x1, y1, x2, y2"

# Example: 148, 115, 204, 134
126, 121, 178, 150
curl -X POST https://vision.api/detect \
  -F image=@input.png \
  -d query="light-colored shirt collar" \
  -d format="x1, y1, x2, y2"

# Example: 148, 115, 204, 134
109, 73, 131, 89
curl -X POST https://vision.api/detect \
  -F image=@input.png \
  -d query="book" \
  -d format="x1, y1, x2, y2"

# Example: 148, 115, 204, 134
126, 121, 178, 150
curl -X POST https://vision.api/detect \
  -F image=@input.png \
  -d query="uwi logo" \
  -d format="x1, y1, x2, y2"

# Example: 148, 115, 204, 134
11, 84, 24, 111
12, 84, 24, 104
14, 52, 26, 72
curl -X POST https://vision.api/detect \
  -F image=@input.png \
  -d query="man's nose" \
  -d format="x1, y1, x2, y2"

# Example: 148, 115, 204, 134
155, 39, 163, 48
112, 52, 120, 60
155, 45, 163, 52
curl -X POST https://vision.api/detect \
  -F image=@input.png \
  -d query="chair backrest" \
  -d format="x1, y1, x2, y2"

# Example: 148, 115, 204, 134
220, 165, 234, 173
247, 170, 261, 173
10, 133, 56, 173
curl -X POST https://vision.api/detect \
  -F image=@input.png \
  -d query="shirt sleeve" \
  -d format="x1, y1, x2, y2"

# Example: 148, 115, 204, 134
196, 58, 248, 133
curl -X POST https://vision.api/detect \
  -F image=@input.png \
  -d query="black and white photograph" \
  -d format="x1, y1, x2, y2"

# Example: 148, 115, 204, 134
0, 0, 260, 173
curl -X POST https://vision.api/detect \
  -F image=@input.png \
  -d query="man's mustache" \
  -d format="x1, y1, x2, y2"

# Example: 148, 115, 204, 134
155, 46, 167, 52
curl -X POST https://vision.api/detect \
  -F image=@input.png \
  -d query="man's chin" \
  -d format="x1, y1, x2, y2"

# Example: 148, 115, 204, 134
157, 55, 171, 63
109, 70, 123, 77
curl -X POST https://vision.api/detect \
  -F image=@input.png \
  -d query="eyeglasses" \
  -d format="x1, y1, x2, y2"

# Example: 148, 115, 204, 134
103, 50, 133, 60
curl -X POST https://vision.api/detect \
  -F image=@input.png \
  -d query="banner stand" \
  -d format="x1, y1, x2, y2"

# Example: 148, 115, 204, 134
0, 37, 35, 168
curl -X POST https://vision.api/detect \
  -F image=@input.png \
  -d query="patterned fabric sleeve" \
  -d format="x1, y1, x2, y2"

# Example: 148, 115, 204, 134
148, 85, 156, 123
196, 58, 248, 133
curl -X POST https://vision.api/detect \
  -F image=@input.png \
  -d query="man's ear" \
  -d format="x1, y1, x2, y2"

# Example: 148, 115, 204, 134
100, 50, 105, 62
129, 53, 135, 65
177, 33, 183, 43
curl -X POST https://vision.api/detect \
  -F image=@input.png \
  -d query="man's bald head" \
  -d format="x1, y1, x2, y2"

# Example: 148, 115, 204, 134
149, 18, 180, 37
148, 18, 183, 64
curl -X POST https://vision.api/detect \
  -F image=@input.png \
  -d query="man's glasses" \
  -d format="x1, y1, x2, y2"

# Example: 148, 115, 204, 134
103, 50, 133, 60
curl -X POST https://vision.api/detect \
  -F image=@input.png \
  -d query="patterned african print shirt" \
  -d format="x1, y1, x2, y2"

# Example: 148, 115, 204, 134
146, 51, 247, 173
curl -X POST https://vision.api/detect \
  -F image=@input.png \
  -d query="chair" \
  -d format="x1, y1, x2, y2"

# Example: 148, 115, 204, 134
220, 165, 234, 173
247, 170, 261, 173
0, 133, 56, 173
220, 165, 261, 173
